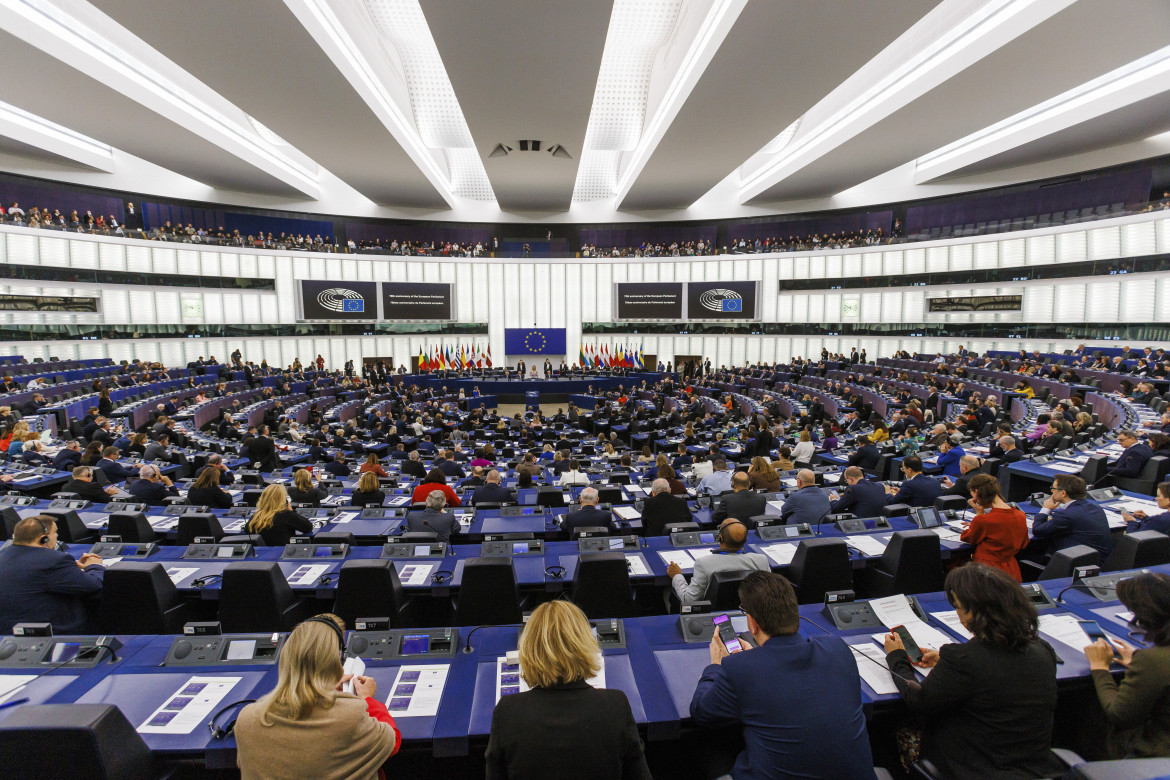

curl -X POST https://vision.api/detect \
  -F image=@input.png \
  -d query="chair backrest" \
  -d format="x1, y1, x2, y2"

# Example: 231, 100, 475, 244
98, 562, 187, 634
1078, 454, 1109, 486
705, 569, 752, 612
879, 530, 943, 594
41, 508, 94, 545
786, 538, 852, 604
981, 457, 1003, 476
106, 512, 157, 544
1102, 531, 1170, 572
218, 561, 300, 632
176, 513, 224, 546
596, 487, 623, 505
574, 551, 636, 619
455, 558, 521, 625
0, 703, 154, 780
535, 488, 566, 508
0, 506, 20, 540
400, 531, 439, 541
220, 534, 264, 545
1039, 544, 1101, 580
313, 531, 354, 545
333, 559, 406, 629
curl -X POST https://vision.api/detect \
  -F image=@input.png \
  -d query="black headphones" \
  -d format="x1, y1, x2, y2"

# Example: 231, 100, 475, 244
208, 699, 257, 740
35, 516, 53, 546
715, 519, 748, 547
303, 616, 346, 655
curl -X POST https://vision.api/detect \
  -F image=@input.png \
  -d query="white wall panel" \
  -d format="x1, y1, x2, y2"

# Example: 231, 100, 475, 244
1057, 230, 1087, 263
1026, 234, 1054, 265
1053, 283, 1086, 322
1088, 226, 1121, 260
153, 246, 177, 274
1120, 278, 1155, 322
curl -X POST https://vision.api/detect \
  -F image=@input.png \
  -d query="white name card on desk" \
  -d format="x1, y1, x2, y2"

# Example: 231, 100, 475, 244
931, 609, 974, 641
844, 535, 888, 557
1045, 461, 1085, 473
760, 543, 798, 566
138, 676, 241, 735
333, 512, 358, 524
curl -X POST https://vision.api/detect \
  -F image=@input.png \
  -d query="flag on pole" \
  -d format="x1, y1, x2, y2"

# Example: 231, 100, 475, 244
486, 345, 493, 368
418, 346, 428, 372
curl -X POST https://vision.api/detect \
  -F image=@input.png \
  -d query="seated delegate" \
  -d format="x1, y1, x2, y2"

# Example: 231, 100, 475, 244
247, 484, 314, 546
235, 614, 400, 779
0, 515, 105, 634
485, 601, 651, 779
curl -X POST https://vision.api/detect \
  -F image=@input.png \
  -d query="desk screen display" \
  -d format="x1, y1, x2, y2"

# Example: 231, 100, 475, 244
413, 545, 433, 557
512, 542, 529, 554
608, 537, 625, 550
298, 280, 378, 320
122, 545, 138, 555
49, 643, 81, 663
226, 640, 256, 661
686, 281, 758, 320
381, 283, 454, 321
615, 282, 684, 320
699, 533, 715, 545
314, 546, 332, 557
400, 634, 430, 655
217, 547, 236, 558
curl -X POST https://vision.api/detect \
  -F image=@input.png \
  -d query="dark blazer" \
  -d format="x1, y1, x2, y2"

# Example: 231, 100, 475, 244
888, 639, 1058, 779
323, 461, 352, 477
405, 508, 461, 543
942, 471, 975, 498
187, 485, 233, 509
887, 474, 943, 508
780, 486, 831, 525
97, 458, 136, 483
287, 486, 328, 506
472, 483, 515, 505
1032, 499, 1113, 556
127, 479, 179, 507
561, 505, 613, 534
486, 681, 651, 780
401, 460, 427, 480
1109, 442, 1153, 478
62, 478, 109, 504
639, 492, 692, 536
691, 634, 873, 780
247, 510, 314, 547
349, 489, 386, 508
830, 478, 888, 518
848, 444, 881, 471
0, 544, 104, 635
713, 490, 767, 524
52, 449, 81, 472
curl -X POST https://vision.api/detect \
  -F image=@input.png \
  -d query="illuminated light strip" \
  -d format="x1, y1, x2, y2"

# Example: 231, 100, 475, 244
737, 0, 1065, 201
0, 0, 319, 196
915, 45, 1170, 181
0, 98, 113, 170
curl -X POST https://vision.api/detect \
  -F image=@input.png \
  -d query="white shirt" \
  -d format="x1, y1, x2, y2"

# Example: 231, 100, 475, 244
558, 470, 590, 486
791, 441, 815, 463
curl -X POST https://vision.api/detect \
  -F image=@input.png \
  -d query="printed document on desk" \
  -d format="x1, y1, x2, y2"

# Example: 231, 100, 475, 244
844, 535, 888, 557
658, 550, 697, 570
760, 543, 798, 566
386, 665, 449, 717
138, 676, 241, 734
849, 643, 899, 695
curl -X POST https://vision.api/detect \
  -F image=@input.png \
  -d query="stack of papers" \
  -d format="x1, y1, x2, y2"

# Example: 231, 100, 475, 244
613, 506, 641, 520
332, 511, 358, 524
927, 527, 962, 542
869, 595, 956, 653
760, 543, 799, 566
844, 535, 888, 557
165, 567, 200, 586
930, 610, 974, 641
849, 643, 899, 695
148, 516, 178, 530
658, 550, 697, 571
1038, 613, 1095, 652
386, 665, 449, 717
496, 656, 604, 703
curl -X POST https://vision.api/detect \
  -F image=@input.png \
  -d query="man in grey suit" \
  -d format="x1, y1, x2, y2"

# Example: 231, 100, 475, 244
780, 470, 831, 525
667, 518, 769, 603
143, 433, 173, 463
713, 472, 766, 524
405, 490, 461, 543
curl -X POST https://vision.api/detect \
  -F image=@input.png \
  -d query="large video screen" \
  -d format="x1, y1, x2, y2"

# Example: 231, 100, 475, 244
686, 281, 758, 319
298, 280, 378, 320
615, 282, 684, 320
382, 283, 454, 321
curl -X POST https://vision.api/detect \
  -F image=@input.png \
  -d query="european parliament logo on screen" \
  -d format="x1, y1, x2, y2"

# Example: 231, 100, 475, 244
699, 288, 743, 313
316, 288, 365, 313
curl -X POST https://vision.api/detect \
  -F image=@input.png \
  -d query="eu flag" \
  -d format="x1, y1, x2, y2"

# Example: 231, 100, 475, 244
504, 328, 567, 355
342, 299, 365, 312
722, 299, 742, 312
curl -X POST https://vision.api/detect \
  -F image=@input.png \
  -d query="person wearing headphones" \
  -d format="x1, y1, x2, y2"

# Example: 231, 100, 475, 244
690, 572, 873, 779
127, 464, 179, 506
235, 613, 400, 779
405, 490, 461, 543
667, 517, 769, 603
0, 515, 104, 634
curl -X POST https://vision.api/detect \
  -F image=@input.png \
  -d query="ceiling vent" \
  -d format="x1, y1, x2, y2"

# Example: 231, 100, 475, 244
489, 141, 572, 159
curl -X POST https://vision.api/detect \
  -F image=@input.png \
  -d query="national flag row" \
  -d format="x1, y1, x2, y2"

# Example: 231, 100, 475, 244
417, 344, 492, 371
580, 343, 644, 369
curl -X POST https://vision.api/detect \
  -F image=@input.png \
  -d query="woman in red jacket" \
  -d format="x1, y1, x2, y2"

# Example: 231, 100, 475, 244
411, 468, 461, 507
960, 473, 1029, 581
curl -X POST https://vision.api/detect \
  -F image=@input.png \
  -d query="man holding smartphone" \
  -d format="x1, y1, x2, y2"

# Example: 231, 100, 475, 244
690, 572, 874, 779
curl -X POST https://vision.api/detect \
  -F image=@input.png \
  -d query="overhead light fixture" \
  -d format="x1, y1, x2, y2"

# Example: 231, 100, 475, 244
0, 0, 320, 196
915, 44, 1170, 181
0, 98, 113, 171
738, 0, 1067, 202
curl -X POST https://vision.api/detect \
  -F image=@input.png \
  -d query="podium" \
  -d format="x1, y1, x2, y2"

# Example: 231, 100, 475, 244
525, 391, 540, 412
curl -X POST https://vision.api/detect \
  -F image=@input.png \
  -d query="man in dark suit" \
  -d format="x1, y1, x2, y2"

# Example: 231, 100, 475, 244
249, 426, 279, 470
561, 488, 612, 534
472, 470, 514, 505
885, 455, 943, 507
62, 466, 119, 503
51, 440, 82, 472
846, 436, 881, 472
401, 451, 427, 480
97, 447, 136, 482
639, 479, 692, 536
690, 571, 874, 779
127, 465, 179, 507
997, 435, 1025, 463
830, 467, 888, 518
713, 472, 767, 523
1032, 474, 1112, 557
1105, 429, 1153, 481
323, 452, 352, 477
404, 490, 461, 543
0, 515, 106, 634
940, 455, 981, 497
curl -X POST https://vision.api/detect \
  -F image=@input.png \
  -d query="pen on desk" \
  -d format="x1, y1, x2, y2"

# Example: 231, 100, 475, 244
0, 698, 30, 711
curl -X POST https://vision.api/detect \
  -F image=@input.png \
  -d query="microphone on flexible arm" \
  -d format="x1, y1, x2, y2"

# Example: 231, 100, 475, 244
462, 622, 524, 655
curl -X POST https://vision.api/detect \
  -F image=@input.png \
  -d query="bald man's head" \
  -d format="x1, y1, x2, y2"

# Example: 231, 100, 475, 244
796, 469, 816, 487
718, 518, 747, 550
732, 472, 750, 491
959, 455, 981, 473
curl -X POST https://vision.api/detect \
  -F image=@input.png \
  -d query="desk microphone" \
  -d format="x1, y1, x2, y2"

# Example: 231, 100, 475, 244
462, 622, 522, 655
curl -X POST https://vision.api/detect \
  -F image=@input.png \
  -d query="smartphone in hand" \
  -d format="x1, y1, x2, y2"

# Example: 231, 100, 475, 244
892, 624, 923, 663
713, 613, 743, 653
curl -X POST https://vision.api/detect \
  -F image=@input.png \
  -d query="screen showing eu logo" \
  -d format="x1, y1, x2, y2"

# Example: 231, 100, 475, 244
342, 299, 364, 312
504, 328, 567, 355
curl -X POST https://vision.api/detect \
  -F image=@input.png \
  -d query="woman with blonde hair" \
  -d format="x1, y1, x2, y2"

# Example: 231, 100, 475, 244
288, 468, 327, 506
247, 483, 313, 546
350, 471, 386, 508
747, 455, 781, 492
235, 613, 400, 779
486, 601, 650, 779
